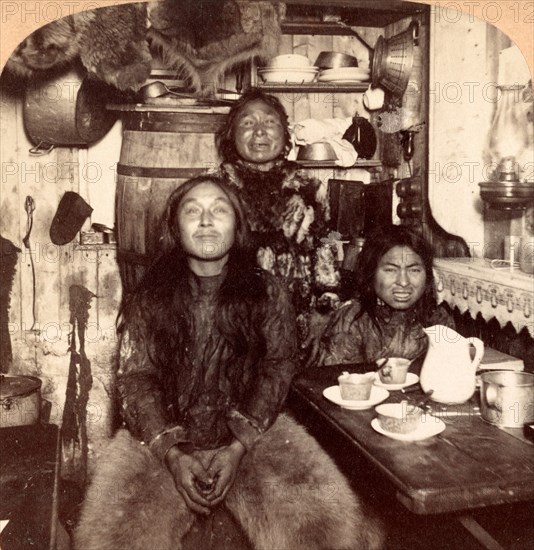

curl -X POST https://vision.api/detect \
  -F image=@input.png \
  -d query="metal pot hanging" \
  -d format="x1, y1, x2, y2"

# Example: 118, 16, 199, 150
23, 66, 118, 154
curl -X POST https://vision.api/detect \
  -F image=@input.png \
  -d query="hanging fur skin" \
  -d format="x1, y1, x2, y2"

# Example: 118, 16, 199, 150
4, 1, 284, 95
74, 3, 151, 91
5, 16, 80, 79
148, 0, 286, 95
4, 4, 151, 91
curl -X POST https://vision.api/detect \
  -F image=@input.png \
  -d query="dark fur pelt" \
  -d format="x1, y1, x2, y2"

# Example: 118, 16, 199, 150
74, 4, 151, 91
5, 4, 151, 91
74, 414, 385, 550
5, 16, 80, 79
148, 0, 285, 95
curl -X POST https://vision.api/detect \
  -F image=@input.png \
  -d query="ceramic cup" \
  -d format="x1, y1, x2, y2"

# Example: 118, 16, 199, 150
375, 402, 423, 434
379, 358, 411, 384
338, 372, 375, 400
363, 85, 385, 111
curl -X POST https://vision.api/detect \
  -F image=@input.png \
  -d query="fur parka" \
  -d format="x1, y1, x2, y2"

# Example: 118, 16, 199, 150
74, 414, 385, 550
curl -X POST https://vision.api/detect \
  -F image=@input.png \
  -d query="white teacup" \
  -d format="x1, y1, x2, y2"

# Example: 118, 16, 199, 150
363, 85, 385, 111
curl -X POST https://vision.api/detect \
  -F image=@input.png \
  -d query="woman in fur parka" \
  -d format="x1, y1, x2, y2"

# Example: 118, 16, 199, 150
216, 90, 342, 355
74, 176, 384, 550
314, 225, 455, 368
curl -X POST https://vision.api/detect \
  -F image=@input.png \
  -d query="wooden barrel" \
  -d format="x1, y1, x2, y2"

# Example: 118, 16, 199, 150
113, 105, 229, 293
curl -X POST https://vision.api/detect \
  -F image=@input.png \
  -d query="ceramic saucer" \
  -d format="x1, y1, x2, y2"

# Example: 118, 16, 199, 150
371, 416, 446, 441
373, 372, 419, 391
323, 385, 389, 410
317, 78, 369, 84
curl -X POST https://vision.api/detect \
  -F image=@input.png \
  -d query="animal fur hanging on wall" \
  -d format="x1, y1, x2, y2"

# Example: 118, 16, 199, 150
148, 0, 286, 94
4, 3, 152, 92
74, 3, 152, 92
3, 1, 286, 95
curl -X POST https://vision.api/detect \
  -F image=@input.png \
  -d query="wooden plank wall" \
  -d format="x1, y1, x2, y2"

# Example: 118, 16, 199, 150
0, 84, 121, 476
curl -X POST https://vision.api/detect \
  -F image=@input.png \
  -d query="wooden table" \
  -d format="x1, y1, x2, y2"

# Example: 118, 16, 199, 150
289, 365, 534, 549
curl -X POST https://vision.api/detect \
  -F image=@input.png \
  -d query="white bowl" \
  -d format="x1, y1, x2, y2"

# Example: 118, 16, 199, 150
258, 68, 318, 83
269, 54, 312, 68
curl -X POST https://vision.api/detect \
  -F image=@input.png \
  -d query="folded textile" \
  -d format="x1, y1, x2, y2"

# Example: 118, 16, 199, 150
329, 138, 359, 167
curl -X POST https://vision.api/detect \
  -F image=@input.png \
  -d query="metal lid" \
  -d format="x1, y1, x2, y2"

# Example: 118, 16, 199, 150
0, 375, 42, 399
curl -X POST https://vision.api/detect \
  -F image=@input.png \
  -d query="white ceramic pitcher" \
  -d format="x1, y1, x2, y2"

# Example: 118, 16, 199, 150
420, 325, 484, 404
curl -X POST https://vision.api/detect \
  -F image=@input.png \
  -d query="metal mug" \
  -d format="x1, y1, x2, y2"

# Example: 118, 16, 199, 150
480, 371, 534, 427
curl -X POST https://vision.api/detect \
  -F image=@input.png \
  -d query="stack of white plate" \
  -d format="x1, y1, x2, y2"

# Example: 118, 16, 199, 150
257, 66, 319, 84
318, 67, 371, 84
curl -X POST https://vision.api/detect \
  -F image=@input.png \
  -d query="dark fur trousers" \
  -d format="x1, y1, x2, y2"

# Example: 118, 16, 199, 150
74, 414, 385, 550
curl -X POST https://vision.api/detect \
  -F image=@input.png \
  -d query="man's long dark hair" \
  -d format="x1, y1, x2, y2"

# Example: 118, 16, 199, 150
118, 176, 268, 397
354, 225, 438, 329
216, 89, 293, 163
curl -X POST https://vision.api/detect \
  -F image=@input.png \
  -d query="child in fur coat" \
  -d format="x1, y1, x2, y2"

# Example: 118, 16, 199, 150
74, 175, 384, 550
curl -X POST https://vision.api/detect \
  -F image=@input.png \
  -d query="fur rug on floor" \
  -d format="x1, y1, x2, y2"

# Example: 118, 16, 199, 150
74, 414, 385, 550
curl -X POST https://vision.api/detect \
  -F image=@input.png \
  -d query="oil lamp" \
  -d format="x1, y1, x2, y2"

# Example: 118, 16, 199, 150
487, 85, 530, 180
479, 84, 534, 210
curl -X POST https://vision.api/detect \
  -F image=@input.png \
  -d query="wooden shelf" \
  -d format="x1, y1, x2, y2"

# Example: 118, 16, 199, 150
296, 159, 381, 170
283, 1, 426, 28
256, 82, 369, 93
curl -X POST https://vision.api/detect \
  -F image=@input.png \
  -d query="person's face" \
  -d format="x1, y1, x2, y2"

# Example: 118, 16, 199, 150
374, 245, 427, 310
177, 182, 236, 266
233, 99, 285, 168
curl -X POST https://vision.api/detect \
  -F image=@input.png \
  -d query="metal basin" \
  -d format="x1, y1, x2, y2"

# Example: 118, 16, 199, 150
297, 142, 338, 161
315, 51, 359, 69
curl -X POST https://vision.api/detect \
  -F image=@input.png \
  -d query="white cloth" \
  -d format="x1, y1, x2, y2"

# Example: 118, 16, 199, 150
291, 117, 353, 144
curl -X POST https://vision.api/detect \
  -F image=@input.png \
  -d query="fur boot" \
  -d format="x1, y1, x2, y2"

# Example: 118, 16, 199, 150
74, 415, 385, 550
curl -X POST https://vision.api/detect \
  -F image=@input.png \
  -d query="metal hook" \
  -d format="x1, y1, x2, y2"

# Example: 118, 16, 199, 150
29, 141, 55, 156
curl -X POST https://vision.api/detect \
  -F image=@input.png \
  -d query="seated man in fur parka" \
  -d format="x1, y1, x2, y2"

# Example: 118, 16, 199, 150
74, 176, 384, 550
